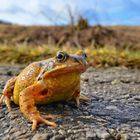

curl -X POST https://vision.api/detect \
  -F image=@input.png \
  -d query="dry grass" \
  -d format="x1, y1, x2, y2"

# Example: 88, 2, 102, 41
0, 24, 140, 50
0, 44, 140, 68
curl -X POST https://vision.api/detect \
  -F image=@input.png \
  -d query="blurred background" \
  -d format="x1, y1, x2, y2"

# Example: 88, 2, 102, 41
1, 0, 140, 25
0, 0, 140, 68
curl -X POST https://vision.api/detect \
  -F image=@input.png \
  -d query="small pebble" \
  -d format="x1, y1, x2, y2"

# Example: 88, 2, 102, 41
50, 135, 65, 140
32, 133, 50, 140
58, 129, 66, 135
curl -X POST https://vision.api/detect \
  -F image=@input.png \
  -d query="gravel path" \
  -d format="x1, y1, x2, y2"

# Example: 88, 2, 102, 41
0, 65, 140, 140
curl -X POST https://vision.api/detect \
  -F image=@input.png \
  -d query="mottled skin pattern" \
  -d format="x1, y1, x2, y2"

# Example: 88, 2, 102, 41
0, 51, 89, 131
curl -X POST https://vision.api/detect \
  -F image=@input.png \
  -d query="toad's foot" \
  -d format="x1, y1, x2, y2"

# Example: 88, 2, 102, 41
42, 114, 56, 119
79, 95, 90, 101
72, 82, 90, 106
75, 95, 91, 106
31, 114, 57, 131
0, 95, 12, 111
0, 95, 4, 105
0, 77, 16, 111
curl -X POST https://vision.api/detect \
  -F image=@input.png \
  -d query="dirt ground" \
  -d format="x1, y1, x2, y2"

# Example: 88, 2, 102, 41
0, 65, 140, 140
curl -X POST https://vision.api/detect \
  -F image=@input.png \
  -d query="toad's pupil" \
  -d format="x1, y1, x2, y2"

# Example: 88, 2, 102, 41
58, 54, 63, 59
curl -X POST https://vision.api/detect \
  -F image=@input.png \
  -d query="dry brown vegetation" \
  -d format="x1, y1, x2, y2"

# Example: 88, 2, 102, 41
0, 24, 140, 50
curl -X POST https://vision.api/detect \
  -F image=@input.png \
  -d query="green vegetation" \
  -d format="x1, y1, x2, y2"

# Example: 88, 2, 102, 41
0, 44, 140, 68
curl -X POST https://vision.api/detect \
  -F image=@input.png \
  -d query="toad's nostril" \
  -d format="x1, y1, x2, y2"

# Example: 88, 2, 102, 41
82, 52, 87, 59
70, 54, 88, 65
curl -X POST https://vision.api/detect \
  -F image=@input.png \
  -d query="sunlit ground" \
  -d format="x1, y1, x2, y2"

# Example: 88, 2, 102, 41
0, 44, 140, 68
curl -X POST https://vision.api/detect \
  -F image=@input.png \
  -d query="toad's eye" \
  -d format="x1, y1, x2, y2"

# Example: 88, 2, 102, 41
56, 51, 68, 62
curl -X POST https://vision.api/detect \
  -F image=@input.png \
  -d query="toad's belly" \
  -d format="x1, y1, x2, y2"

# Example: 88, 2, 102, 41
35, 72, 80, 104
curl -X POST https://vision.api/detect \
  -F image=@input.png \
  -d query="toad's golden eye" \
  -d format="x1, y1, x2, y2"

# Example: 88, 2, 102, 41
56, 51, 68, 62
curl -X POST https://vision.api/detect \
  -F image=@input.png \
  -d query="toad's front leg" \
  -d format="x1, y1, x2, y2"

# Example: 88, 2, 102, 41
72, 82, 90, 106
19, 81, 56, 131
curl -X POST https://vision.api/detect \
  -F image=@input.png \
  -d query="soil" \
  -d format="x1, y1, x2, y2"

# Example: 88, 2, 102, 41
0, 65, 140, 140
0, 24, 140, 50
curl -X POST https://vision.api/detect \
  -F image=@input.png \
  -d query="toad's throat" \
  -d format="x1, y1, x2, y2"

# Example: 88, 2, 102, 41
42, 65, 87, 79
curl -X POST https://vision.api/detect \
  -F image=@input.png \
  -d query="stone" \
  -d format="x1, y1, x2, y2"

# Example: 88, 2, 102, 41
12, 131, 24, 138
50, 135, 65, 140
32, 133, 50, 140
58, 129, 66, 135
86, 130, 96, 139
